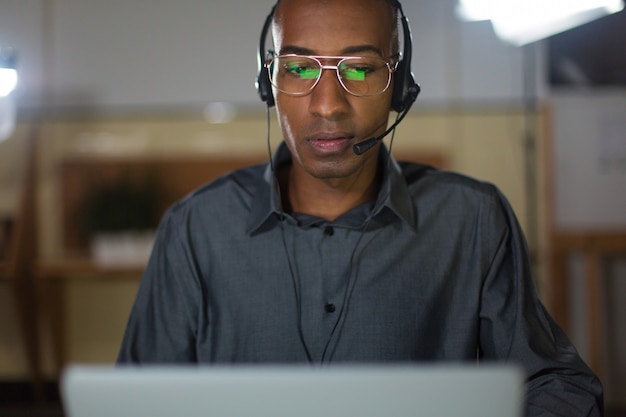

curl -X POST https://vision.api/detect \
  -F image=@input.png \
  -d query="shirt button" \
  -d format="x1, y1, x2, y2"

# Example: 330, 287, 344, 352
325, 303, 336, 313
323, 226, 334, 236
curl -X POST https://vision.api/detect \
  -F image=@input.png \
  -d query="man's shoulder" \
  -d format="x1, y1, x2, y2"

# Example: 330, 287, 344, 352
395, 161, 512, 231
397, 161, 499, 198
169, 162, 269, 212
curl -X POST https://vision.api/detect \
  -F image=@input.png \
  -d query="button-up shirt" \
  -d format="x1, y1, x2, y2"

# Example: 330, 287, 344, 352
118, 143, 603, 416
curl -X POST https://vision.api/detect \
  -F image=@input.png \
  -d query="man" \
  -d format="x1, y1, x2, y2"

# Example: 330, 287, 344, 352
118, 0, 603, 415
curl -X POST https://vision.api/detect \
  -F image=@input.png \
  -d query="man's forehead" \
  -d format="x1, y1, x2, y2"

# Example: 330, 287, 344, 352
272, 0, 397, 53
274, 0, 396, 23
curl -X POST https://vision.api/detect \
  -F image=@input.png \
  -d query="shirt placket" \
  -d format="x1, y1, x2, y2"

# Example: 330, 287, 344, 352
291, 223, 355, 362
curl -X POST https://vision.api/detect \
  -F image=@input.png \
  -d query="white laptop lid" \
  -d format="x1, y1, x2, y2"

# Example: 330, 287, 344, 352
61, 364, 524, 417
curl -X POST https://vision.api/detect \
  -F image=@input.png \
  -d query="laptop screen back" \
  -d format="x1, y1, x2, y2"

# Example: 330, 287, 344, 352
61, 364, 524, 417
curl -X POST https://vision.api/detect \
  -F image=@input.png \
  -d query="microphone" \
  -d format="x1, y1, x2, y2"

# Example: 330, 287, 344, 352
352, 89, 418, 156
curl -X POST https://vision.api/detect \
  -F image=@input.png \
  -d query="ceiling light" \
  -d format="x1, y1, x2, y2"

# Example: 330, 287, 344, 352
457, 0, 625, 45
0, 47, 18, 97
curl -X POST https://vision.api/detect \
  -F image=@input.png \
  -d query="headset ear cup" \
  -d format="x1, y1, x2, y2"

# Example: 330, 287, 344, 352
391, 61, 409, 113
391, 63, 419, 113
257, 66, 275, 107
257, 5, 276, 108
391, 2, 420, 113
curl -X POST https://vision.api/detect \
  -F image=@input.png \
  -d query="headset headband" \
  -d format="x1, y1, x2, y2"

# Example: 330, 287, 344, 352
255, 0, 419, 111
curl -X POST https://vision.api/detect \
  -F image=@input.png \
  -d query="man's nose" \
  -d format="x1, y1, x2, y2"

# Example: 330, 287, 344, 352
308, 69, 350, 120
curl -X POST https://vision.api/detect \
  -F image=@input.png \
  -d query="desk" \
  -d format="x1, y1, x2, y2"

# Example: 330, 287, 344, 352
550, 231, 626, 380
35, 257, 144, 374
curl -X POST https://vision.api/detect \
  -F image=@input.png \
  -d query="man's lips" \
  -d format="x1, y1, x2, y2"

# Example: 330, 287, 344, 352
307, 132, 354, 152
309, 136, 351, 153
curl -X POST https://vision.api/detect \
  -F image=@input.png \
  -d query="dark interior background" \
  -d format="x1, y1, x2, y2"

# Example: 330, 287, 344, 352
549, 10, 626, 86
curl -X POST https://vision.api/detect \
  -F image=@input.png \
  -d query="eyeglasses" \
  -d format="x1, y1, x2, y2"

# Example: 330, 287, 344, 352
265, 53, 399, 97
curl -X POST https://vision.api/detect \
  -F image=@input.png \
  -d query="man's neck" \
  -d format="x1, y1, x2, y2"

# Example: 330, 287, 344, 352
277, 163, 381, 222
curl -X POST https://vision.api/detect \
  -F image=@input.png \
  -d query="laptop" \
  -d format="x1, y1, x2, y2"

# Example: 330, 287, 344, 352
61, 363, 524, 417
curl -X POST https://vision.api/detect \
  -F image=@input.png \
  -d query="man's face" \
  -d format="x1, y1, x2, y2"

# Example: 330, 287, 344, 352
272, 0, 396, 182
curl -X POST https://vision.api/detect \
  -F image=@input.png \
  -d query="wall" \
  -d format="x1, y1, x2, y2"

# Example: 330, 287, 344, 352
552, 89, 626, 229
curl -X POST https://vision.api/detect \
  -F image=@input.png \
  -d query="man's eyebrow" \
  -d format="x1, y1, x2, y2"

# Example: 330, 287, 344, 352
279, 44, 384, 56
341, 45, 384, 56
279, 45, 315, 55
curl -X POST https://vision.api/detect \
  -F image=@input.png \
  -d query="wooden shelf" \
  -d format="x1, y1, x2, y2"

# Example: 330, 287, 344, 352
35, 257, 146, 280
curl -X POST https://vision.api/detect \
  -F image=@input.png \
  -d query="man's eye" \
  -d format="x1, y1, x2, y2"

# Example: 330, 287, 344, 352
341, 67, 368, 81
285, 64, 320, 79
340, 63, 373, 81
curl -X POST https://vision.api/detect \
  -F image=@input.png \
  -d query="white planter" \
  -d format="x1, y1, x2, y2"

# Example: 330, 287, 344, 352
90, 230, 156, 268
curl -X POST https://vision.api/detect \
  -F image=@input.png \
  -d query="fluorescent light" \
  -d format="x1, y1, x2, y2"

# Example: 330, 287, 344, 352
0, 68, 18, 97
457, 0, 625, 45
456, 0, 495, 21
0, 94, 16, 141
0, 47, 18, 97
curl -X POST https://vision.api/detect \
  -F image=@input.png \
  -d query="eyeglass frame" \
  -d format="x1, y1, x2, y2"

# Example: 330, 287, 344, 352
264, 51, 401, 97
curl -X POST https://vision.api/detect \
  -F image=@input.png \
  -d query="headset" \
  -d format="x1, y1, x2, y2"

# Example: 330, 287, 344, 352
255, 0, 420, 113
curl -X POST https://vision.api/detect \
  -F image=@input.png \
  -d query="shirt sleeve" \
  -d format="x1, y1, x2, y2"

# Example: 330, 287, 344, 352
117, 207, 202, 363
478, 189, 603, 417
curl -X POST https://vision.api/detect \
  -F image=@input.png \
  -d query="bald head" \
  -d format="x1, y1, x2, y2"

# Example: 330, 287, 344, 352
274, 0, 399, 11
272, 0, 401, 62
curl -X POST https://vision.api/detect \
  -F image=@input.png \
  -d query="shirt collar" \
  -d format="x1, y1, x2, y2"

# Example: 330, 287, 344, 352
246, 142, 416, 235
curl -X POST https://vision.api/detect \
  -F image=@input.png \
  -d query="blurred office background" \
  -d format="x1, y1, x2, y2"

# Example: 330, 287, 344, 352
0, 0, 624, 414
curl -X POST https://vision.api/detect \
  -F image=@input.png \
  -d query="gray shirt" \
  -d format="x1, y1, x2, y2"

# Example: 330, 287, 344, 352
118, 143, 603, 416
